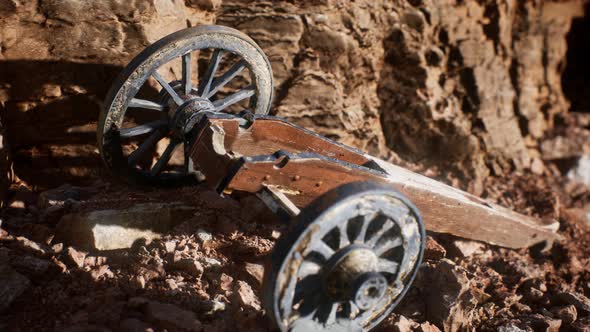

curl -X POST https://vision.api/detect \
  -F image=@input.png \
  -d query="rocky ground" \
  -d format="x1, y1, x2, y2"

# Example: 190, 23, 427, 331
1, 135, 589, 331
1, 0, 590, 331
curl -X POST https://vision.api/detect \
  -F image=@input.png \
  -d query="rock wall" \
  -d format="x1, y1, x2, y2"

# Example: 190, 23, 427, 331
0, 0, 585, 193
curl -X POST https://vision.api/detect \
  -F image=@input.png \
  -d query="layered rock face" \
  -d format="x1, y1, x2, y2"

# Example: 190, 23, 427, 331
0, 0, 584, 192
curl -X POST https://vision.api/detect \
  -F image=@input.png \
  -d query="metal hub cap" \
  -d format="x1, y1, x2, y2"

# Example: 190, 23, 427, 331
352, 272, 388, 310
170, 96, 215, 137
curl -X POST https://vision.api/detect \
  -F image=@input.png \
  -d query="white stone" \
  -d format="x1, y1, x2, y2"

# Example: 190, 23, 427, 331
568, 155, 590, 186
56, 203, 198, 250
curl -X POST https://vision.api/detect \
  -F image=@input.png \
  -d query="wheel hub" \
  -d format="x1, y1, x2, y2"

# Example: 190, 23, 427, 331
322, 244, 386, 309
170, 97, 215, 137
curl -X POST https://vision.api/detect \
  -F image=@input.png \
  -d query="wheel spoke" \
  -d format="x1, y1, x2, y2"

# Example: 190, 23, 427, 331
153, 71, 184, 106
309, 240, 335, 260
374, 236, 403, 256
150, 140, 180, 176
297, 260, 322, 279
128, 98, 165, 111
376, 258, 399, 275
354, 213, 374, 243
128, 130, 164, 167
199, 49, 224, 97
212, 86, 255, 111
182, 52, 192, 96
315, 300, 339, 324
338, 222, 350, 249
366, 219, 395, 247
119, 119, 168, 138
206, 59, 246, 98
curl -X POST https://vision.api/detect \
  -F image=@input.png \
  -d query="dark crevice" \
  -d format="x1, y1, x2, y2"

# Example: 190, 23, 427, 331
562, 3, 590, 113
482, 2, 501, 51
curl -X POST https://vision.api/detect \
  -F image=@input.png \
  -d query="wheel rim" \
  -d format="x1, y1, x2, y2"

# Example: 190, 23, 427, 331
266, 183, 425, 331
98, 26, 273, 185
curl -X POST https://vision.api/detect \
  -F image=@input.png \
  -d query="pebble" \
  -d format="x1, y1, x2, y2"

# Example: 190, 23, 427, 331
201, 257, 222, 268
558, 291, 590, 313
552, 305, 577, 325
243, 262, 264, 287
164, 241, 176, 254
424, 236, 446, 260
173, 259, 204, 279
234, 280, 261, 311
196, 229, 212, 243
64, 247, 87, 269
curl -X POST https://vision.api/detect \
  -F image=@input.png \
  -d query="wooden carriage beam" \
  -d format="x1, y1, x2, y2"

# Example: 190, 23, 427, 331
188, 114, 561, 249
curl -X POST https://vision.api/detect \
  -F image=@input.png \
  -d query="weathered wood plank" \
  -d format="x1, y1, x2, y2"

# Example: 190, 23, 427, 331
190, 114, 561, 249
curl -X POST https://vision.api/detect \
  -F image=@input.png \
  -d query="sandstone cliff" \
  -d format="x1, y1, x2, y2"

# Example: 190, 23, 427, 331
0, 0, 586, 197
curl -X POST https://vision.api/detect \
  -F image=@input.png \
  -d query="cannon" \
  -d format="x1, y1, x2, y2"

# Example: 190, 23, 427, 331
97, 25, 561, 331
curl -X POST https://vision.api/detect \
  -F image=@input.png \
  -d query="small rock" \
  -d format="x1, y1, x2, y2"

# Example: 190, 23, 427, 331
558, 291, 590, 313
391, 315, 419, 332
531, 157, 545, 175
243, 262, 264, 287
134, 275, 146, 289
201, 257, 222, 268
205, 295, 227, 314
84, 256, 97, 267
0, 227, 8, 239
51, 257, 68, 273
234, 280, 261, 311
527, 314, 561, 332
55, 202, 198, 250
450, 240, 483, 258
418, 322, 442, 332
0, 264, 31, 312
424, 236, 446, 260
219, 273, 234, 292
498, 324, 526, 332
136, 266, 162, 284
165, 278, 178, 290
164, 241, 176, 253
144, 301, 202, 331
196, 229, 212, 243
90, 265, 114, 281
271, 230, 281, 239
64, 247, 87, 269
568, 155, 590, 186
402, 10, 425, 32
173, 259, 204, 279
9, 199, 25, 209
525, 287, 545, 302
11, 236, 47, 256
51, 243, 64, 254
551, 305, 577, 325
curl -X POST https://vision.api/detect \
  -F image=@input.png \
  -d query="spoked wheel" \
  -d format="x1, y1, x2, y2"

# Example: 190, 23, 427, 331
98, 25, 273, 186
264, 182, 425, 332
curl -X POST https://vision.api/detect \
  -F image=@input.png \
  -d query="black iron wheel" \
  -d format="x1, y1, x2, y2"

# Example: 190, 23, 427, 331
98, 25, 273, 186
264, 182, 425, 331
